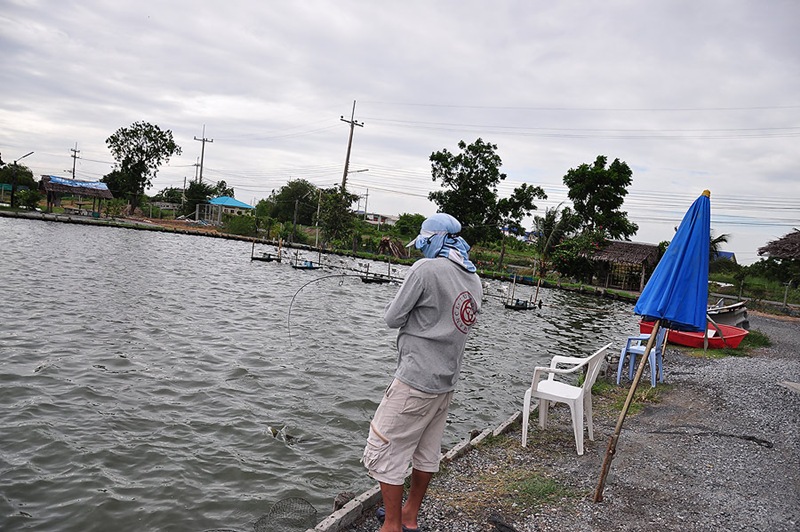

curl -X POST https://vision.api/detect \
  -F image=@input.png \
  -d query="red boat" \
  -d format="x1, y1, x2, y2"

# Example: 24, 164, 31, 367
639, 320, 749, 349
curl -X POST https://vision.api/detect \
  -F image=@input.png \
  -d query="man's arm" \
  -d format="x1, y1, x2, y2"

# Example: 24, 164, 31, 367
384, 270, 424, 329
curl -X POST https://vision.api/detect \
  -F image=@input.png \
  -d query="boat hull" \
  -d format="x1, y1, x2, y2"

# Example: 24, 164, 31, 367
639, 320, 749, 349
707, 301, 749, 329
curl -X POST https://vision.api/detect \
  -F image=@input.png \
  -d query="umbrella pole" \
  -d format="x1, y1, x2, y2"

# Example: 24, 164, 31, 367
593, 319, 662, 503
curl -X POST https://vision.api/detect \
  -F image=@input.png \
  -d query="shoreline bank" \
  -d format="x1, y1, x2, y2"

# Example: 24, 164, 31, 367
337, 312, 799, 532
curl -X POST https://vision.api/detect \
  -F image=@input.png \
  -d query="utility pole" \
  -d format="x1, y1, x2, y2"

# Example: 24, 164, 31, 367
291, 198, 299, 243
340, 100, 364, 192
194, 125, 213, 184
363, 188, 369, 220
314, 188, 322, 249
70, 143, 80, 179
10, 151, 34, 209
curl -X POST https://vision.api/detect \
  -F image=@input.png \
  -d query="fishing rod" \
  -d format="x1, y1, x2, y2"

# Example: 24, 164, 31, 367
286, 273, 365, 346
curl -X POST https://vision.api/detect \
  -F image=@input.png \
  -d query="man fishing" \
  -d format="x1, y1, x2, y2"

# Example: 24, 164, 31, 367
362, 213, 483, 532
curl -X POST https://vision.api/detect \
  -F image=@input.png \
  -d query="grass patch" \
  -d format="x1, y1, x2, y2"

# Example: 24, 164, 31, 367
593, 378, 668, 414
740, 329, 771, 348
509, 474, 575, 507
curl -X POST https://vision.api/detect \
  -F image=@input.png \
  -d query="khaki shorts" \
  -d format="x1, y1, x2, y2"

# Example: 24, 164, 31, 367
362, 379, 453, 485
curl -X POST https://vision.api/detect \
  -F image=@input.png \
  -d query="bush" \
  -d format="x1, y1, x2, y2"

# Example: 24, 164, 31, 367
15, 189, 42, 210
222, 215, 257, 237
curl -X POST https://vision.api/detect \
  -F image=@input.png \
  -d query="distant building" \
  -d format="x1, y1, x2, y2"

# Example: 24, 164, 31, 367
39, 175, 113, 213
195, 196, 254, 224
587, 240, 661, 292
358, 211, 398, 226
209, 196, 254, 216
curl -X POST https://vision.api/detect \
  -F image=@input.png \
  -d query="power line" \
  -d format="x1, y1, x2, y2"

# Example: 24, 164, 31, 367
360, 100, 800, 112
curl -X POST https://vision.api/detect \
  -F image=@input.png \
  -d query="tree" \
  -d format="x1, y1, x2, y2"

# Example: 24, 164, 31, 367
318, 187, 359, 244
495, 183, 547, 269
0, 163, 35, 188
392, 213, 426, 239
183, 180, 215, 217
551, 230, 606, 283
152, 186, 184, 204
16, 189, 42, 210
104, 121, 182, 212
562, 155, 638, 240
261, 179, 318, 225
532, 203, 580, 276
429, 138, 545, 244
709, 231, 730, 260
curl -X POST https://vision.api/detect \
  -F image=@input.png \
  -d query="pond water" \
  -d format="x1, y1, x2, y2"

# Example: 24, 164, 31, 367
0, 217, 639, 531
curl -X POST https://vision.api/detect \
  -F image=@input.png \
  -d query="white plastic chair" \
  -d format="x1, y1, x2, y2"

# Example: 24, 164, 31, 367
521, 343, 613, 455
616, 326, 668, 387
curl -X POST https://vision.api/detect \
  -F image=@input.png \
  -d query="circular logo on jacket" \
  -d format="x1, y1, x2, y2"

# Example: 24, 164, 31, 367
452, 291, 477, 334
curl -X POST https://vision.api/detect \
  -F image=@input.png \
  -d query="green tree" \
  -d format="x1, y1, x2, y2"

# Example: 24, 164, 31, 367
222, 215, 257, 237
532, 203, 580, 276
15, 189, 42, 210
429, 138, 544, 244
551, 230, 605, 283
211, 180, 235, 198
709, 231, 730, 261
261, 179, 318, 224
183, 180, 215, 217
152, 186, 184, 204
392, 213, 426, 239
495, 183, 547, 269
0, 163, 35, 188
104, 121, 182, 212
318, 187, 359, 244
562, 155, 638, 240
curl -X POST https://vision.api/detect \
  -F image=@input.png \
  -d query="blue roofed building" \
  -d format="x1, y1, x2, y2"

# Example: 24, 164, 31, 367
209, 196, 254, 216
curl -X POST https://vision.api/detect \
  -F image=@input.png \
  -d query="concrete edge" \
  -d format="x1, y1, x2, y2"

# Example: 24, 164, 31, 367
307, 411, 523, 532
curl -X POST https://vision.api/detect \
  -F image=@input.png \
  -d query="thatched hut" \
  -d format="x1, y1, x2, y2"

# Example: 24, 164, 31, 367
39, 175, 114, 214
758, 229, 800, 261
589, 240, 661, 292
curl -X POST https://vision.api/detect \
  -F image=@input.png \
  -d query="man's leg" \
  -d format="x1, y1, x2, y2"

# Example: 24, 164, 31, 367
378, 481, 404, 532
401, 468, 433, 530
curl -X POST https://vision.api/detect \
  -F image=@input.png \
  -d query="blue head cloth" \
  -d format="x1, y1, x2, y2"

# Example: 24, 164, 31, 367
407, 213, 477, 273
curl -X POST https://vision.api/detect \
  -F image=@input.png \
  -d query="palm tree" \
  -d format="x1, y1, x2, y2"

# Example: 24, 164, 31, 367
709, 231, 730, 261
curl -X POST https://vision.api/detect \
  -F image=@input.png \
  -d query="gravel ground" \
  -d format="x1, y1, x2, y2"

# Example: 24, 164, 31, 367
343, 313, 799, 532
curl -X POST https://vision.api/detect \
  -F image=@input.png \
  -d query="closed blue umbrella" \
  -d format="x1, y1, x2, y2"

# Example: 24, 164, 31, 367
634, 190, 711, 331
595, 190, 711, 502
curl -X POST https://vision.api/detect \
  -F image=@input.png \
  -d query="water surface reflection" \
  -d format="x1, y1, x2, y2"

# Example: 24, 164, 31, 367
0, 217, 638, 530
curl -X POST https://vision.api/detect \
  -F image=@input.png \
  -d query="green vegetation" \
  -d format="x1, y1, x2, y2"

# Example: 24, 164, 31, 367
509, 474, 575, 507
103, 121, 182, 212
428, 138, 546, 249
6, 130, 797, 316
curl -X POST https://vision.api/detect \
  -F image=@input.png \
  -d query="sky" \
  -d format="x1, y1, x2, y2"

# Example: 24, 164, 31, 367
2, 0, 798, 265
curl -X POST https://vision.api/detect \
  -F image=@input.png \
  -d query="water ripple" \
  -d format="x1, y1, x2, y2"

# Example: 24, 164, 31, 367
0, 217, 639, 530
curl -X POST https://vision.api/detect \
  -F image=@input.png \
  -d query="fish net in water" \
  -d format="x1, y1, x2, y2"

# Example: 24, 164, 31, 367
254, 497, 318, 532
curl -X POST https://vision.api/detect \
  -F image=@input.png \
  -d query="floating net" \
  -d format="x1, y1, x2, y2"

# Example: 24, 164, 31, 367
254, 497, 318, 532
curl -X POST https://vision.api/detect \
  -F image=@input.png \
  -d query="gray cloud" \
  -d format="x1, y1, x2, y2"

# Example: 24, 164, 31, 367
2, 0, 798, 263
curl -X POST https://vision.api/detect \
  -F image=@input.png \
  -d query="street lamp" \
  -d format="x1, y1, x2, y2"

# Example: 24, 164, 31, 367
10, 151, 34, 208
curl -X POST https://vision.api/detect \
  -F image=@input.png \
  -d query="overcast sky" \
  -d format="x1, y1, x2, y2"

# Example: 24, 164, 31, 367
2, 0, 798, 264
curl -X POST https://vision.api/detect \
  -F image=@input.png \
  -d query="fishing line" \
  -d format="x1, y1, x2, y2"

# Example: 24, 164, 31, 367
287, 273, 363, 346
